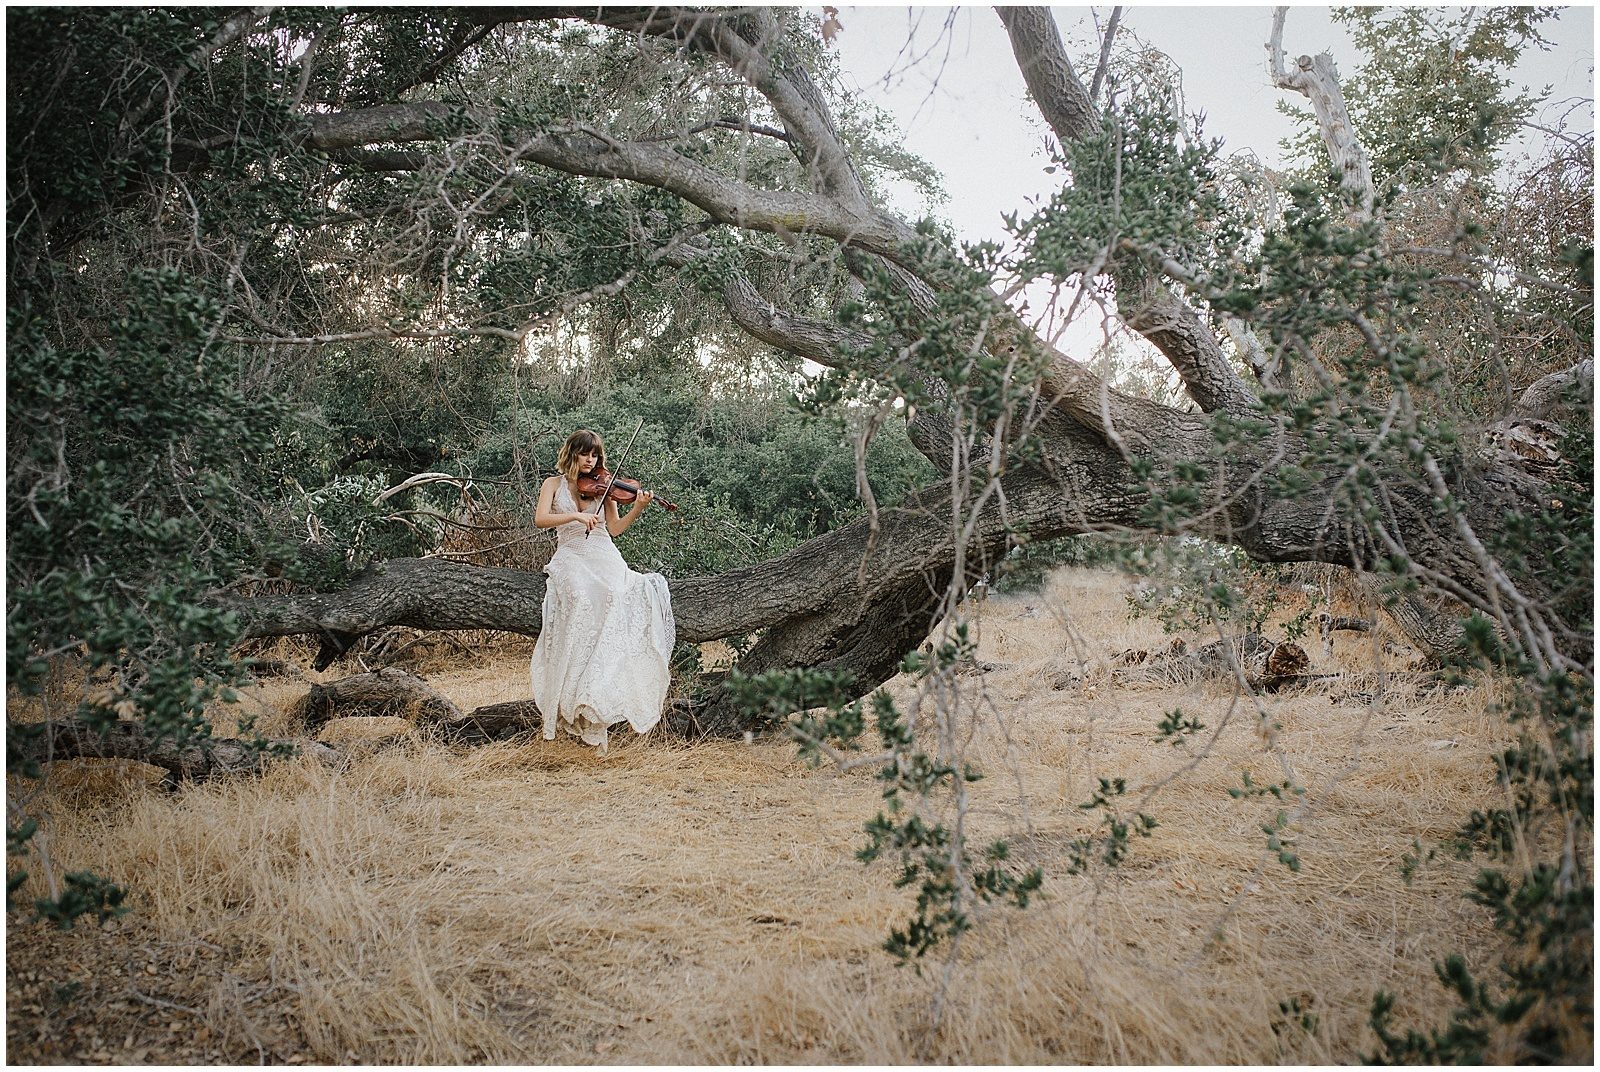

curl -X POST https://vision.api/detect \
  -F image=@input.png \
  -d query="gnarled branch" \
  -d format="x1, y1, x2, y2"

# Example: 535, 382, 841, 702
303, 106, 921, 260
1268, 6, 1375, 220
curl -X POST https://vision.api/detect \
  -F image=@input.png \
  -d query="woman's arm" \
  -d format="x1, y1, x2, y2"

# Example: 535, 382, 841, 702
607, 490, 653, 537
534, 476, 599, 532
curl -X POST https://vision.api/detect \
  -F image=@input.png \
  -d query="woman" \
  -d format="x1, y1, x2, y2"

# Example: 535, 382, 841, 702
529, 429, 675, 752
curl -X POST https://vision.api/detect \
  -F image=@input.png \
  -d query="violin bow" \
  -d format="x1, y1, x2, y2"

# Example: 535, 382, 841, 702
586, 417, 645, 538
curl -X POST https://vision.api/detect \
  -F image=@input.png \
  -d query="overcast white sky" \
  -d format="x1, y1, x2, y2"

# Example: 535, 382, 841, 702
831, 4, 1596, 247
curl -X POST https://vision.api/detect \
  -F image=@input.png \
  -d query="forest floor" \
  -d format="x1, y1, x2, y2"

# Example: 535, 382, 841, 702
7, 566, 1520, 1064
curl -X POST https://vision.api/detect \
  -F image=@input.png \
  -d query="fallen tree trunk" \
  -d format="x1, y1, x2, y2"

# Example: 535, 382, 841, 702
234, 438, 1576, 734
286, 680, 713, 744
10, 720, 335, 786
285, 671, 549, 743
287, 668, 463, 731
237, 475, 1018, 728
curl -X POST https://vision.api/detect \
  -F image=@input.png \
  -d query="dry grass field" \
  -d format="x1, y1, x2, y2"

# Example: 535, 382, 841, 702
7, 566, 1526, 1064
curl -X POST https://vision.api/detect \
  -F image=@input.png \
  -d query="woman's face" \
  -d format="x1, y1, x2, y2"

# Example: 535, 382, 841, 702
576, 447, 600, 474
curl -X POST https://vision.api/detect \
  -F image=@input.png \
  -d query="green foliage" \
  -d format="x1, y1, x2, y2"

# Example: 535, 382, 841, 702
1260, 810, 1302, 874
1366, 397, 1592, 1062
6, 266, 305, 917
1272, 995, 1320, 1039
1227, 771, 1306, 803
6, 8, 329, 845
1363, 447, 1591, 1061
1366, 939, 1582, 1065
1375, 671, 1595, 1062
1227, 767, 1312, 882
1154, 708, 1206, 745
33, 873, 130, 931
1014, 95, 1246, 288
722, 666, 861, 746
1280, 7, 1555, 188
8, 9, 208, 241
1066, 777, 1158, 875
7, 271, 290, 727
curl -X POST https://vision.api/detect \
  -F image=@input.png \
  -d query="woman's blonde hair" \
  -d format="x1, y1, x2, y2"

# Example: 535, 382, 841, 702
556, 429, 605, 480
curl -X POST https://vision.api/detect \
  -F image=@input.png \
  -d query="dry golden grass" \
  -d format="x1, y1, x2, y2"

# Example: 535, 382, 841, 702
7, 566, 1527, 1063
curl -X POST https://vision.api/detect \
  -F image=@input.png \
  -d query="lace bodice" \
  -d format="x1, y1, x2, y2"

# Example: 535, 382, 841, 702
552, 478, 612, 548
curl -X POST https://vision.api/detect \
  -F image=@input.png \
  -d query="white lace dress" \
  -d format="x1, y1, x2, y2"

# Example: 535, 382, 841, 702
529, 479, 676, 752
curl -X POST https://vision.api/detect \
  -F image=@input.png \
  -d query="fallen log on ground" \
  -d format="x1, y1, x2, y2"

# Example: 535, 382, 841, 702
286, 670, 555, 743
1318, 614, 1373, 638
10, 720, 335, 787
287, 668, 463, 730
291, 678, 721, 743
444, 700, 541, 742
1111, 632, 1310, 689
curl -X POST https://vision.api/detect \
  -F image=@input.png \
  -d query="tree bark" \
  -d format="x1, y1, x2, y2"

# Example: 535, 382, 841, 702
1512, 358, 1593, 421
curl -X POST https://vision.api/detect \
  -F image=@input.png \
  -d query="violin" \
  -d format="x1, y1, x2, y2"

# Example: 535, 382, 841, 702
575, 467, 679, 512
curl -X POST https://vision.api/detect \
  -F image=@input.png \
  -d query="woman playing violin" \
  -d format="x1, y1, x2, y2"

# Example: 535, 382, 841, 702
529, 429, 676, 753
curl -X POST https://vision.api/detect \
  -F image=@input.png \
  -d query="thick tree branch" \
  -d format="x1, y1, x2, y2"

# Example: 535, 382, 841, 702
1222, 313, 1282, 390
714, 271, 875, 367
998, 7, 1259, 418
541, 6, 867, 204
303, 105, 920, 259
1122, 284, 1262, 414
1268, 7, 1375, 220
703, 266, 960, 467
227, 392, 1572, 679
698, 8, 869, 206
322, 146, 431, 172
995, 6, 1097, 142
237, 420, 1453, 642
1511, 358, 1593, 421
